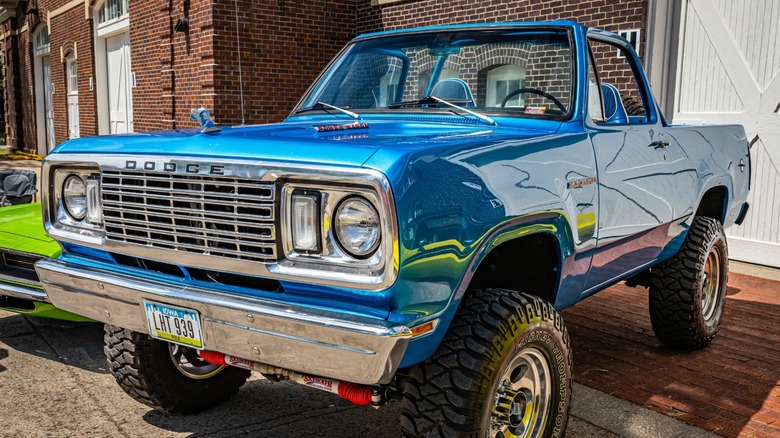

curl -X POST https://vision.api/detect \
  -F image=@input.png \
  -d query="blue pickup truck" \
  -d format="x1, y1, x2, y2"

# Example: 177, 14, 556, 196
36, 21, 749, 437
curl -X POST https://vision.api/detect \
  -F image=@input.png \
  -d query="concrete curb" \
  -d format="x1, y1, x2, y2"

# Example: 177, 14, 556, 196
571, 383, 717, 438
730, 260, 780, 281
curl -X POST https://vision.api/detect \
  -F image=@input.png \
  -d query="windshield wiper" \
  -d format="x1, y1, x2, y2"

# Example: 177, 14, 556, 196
388, 97, 462, 108
294, 101, 360, 120
388, 96, 496, 126
429, 96, 496, 126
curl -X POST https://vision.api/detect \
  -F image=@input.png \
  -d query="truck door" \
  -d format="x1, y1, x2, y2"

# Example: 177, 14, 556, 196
583, 33, 679, 291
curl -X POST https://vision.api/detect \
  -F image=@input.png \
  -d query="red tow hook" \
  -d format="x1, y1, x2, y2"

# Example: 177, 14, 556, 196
200, 350, 379, 406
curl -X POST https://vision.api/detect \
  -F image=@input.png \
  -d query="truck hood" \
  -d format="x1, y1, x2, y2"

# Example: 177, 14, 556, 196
0, 203, 60, 257
53, 117, 564, 169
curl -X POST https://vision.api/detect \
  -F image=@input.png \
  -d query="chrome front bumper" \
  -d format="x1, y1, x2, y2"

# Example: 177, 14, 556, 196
35, 258, 411, 385
0, 278, 49, 303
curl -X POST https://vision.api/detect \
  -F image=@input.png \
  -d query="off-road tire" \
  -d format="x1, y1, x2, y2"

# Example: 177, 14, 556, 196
104, 324, 250, 414
401, 289, 572, 437
649, 216, 728, 349
622, 95, 644, 116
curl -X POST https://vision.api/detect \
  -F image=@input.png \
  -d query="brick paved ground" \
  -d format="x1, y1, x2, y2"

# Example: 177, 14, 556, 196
563, 272, 780, 438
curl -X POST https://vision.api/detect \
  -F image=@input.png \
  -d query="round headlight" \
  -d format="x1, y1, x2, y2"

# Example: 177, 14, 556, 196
334, 197, 381, 258
63, 175, 87, 220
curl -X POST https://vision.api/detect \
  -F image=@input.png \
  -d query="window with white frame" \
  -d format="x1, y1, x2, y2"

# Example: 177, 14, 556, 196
486, 65, 526, 107
34, 26, 50, 56
67, 58, 78, 95
617, 29, 641, 59
97, 0, 129, 26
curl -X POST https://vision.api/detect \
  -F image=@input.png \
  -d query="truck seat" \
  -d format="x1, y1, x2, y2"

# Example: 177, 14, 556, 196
601, 83, 628, 124
430, 78, 475, 106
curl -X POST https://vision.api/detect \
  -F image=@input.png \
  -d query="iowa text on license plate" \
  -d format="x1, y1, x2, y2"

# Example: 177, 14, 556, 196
143, 300, 204, 349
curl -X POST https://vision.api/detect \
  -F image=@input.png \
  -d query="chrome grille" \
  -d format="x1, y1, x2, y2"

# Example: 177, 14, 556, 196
101, 171, 277, 263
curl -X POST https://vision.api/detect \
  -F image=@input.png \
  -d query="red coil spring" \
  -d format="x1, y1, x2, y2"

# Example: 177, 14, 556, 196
337, 381, 374, 406
199, 350, 227, 366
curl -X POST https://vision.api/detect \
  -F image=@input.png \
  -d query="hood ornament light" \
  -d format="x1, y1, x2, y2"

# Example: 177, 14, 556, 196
189, 108, 220, 134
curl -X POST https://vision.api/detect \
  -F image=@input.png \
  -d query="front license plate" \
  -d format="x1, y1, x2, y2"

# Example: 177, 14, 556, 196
143, 300, 204, 349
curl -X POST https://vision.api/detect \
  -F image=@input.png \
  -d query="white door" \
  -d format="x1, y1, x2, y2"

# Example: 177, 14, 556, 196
106, 33, 133, 134
67, 57, 80, 139
672, 0, 780, 267
42, 56, 56, 151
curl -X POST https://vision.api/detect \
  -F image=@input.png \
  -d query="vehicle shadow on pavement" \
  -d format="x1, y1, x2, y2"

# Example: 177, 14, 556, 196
562, 273, 780, 438
0, 312, 106, 374
0, 348, 8, 372
141, 379, 403, 437
0, 308, 404, 436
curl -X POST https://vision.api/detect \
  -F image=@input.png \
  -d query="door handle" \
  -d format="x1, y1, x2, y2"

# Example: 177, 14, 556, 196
650, 140, 670, 149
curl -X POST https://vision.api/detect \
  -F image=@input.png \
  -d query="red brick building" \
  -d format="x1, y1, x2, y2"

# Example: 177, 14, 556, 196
0, 0, 355, 154
0, 0, 647, 155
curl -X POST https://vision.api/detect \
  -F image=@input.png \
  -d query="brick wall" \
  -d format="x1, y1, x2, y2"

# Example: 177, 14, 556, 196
357, 0, 648, 107
130, 0, 354, 130
130, 0, 218, 132
210, 0, 355, 125
2, 3, 35, 152
2, 0, 97, 152
18, 16, 35, 151
589, 38, 646, 114
358, 0, 647, 52
50, 5, 96, 144
1, 0, 649, 153
2, 0, 354, 150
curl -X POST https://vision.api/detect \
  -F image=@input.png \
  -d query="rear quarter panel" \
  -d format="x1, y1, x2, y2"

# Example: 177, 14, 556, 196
665, 124, 749, 229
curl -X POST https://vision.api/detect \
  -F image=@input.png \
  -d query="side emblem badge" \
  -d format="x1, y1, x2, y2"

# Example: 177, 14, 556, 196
568, 177, 598, 189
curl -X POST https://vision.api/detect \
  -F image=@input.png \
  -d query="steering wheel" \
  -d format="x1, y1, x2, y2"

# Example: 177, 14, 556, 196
501, 87, 566, 112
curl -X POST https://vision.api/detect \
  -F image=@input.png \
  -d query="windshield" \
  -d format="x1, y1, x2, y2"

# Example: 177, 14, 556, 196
297, 28, 574, 119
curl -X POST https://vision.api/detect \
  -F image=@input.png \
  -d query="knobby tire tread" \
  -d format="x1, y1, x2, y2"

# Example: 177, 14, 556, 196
104, 324, 250, 414
648, 217, 728, 349
400, 289, 571, 437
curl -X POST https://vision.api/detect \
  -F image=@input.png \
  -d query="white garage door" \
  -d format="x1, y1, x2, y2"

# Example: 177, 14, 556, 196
672, 0, 780, 267
106, 32, 133, 134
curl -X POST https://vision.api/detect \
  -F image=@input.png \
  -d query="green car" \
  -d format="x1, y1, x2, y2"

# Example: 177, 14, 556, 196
0, 203, 91, 321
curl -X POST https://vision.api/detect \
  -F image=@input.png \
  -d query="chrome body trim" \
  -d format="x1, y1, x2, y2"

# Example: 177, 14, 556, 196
35, 258, 411, 384
281, 183, 385, 267
0, 250, 49, 302
41, 154, 399, 291
0, 280, 49, 302
84, 164, 276, 263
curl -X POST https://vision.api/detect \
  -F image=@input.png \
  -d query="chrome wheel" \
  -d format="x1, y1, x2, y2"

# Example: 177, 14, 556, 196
490, 347, 552, 438
168, 344, 224, 379
701, 247, 722, 322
